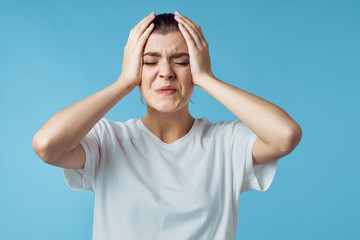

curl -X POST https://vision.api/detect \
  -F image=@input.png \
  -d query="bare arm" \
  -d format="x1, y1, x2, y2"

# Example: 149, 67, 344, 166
195, 76, 302, 163
174, 12, 302, 165
32, 12, 156, 168
32, 80, 134, 166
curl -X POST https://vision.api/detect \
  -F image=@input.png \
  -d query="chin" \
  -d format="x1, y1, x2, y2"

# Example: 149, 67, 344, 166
148, 101, 186, 114
153, 105, 180, 113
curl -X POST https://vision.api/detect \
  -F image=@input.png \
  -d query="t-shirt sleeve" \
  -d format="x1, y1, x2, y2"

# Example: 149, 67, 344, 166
226, 120, 278, 195
62, 118, 106, 192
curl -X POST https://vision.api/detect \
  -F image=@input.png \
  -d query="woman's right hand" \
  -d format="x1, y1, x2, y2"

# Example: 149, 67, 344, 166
118, 12, 155, 87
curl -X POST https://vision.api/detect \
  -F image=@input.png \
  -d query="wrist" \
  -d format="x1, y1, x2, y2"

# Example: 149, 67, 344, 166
115, 76, 138, 90
194, 74, 218, 90
114, 76, 138, 94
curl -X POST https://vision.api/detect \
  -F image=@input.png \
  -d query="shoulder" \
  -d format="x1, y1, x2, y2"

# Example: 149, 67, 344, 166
199, 118, 246, 132
92, 118, 139, 136
195, 118, 249, 138
99, 117, 138, 127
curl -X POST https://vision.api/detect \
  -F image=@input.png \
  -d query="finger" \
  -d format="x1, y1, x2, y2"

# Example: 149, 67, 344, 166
137, 12, 155, 27
177, 12, 207, 47
174, 12, 207, 47
127, 12, 155, 44
174, 13, 202, 47
175, 11, 202, 34
176, 21, 197, 51
137, 23, 155, 50
132, 13, 156, 43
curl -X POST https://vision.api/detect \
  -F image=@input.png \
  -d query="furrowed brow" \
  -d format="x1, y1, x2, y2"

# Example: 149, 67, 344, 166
143, 52, 161, 57
143, 52, 189, 58
170, 53, 189, 59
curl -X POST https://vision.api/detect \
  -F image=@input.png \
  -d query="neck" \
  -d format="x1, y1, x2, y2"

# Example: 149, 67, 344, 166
142, 105, 195, 144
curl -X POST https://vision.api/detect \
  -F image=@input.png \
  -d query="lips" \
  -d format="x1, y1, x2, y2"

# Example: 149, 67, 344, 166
156, 86, 177, 96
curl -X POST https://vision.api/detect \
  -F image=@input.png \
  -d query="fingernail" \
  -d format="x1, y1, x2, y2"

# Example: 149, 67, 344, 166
179, 22, 183, 28
149, 12, 155, 18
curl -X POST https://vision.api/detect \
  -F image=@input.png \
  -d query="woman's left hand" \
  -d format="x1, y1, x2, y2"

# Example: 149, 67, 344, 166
174, 11, 214, 85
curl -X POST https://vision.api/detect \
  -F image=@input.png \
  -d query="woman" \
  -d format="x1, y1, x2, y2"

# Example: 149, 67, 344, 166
33, 12, 302, 240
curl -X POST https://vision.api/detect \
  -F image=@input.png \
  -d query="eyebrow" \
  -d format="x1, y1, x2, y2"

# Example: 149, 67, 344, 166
143, 52, 189, 58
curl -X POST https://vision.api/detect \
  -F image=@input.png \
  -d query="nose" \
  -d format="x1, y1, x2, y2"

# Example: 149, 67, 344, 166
158, 60, 174, 80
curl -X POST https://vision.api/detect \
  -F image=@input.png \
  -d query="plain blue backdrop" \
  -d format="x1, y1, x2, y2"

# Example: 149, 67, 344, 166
1, 0, 359, 239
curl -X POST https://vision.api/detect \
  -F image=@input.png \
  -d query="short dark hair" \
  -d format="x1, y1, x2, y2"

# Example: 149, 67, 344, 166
152, 13, 180, 34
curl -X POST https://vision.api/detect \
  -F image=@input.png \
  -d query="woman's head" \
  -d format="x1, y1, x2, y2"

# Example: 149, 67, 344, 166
139, 13, 194, 114
151, 13, 180, 34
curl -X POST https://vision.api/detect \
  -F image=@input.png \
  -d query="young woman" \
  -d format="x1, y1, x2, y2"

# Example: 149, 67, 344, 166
33, 12, 302, 240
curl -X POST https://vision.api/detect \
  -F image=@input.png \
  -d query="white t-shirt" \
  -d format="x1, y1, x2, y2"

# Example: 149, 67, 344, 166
63, 117, 278, 240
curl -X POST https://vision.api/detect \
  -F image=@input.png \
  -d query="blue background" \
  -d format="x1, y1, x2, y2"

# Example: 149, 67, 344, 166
1, 0, 359, 239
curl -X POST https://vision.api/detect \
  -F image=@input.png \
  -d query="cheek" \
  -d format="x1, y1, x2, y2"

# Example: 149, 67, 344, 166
177, 69, 194, 96
141, 66, 157, 83
184, 67, 192, 80
179, 68, 193, 83
140, 67, 156, 96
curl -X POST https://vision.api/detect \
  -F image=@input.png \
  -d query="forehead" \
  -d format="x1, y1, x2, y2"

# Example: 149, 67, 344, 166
144, 32, 188, 54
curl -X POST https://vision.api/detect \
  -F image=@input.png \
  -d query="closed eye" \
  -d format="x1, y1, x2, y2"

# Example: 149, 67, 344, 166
143, 62, 189, 65
175, 62, 189, 65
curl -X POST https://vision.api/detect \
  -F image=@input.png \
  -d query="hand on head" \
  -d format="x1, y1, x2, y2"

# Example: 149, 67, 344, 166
173, 11, 213, 85
118, 11, 213, 88
119, 12, 155, 87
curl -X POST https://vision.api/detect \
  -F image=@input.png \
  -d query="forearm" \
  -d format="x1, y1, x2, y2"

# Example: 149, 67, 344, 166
33, 77, 135, 162
197, 75, 301, 152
